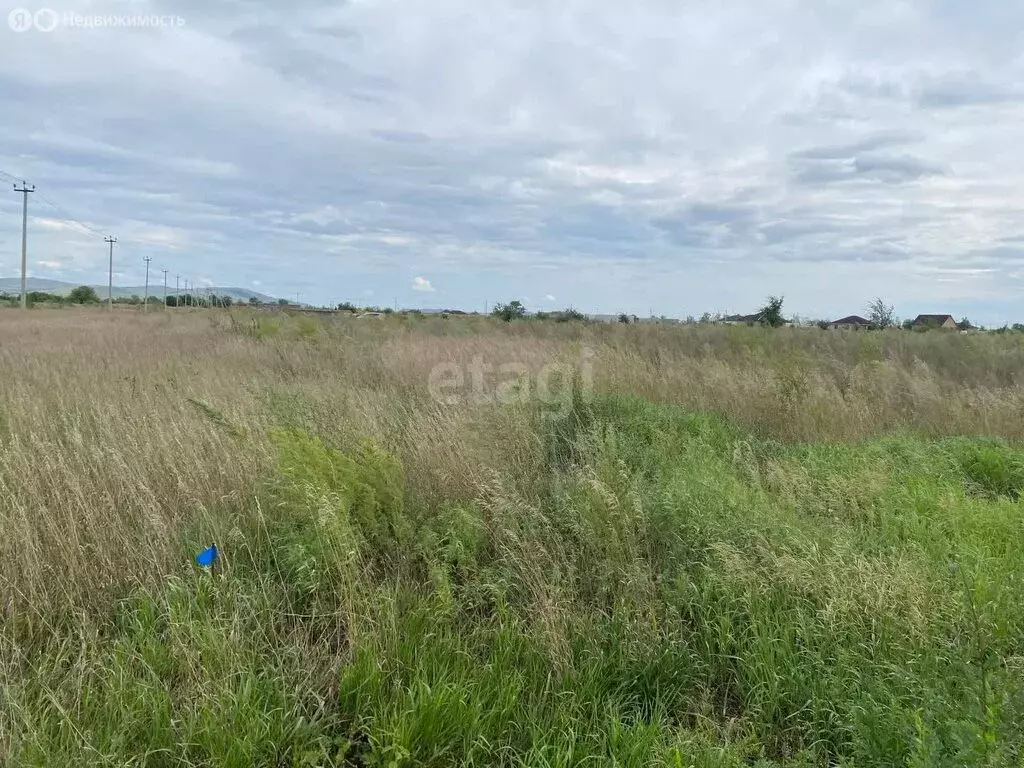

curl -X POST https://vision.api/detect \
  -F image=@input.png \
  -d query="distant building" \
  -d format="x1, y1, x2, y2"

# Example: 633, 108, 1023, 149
830, 315, 873, 330
912, 314, 957, 330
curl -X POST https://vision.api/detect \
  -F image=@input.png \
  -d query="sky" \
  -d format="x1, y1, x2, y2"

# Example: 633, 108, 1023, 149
1, 0, 1024, 324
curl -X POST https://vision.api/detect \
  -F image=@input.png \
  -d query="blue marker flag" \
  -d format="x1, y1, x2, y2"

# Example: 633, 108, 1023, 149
196, 544, 218, 568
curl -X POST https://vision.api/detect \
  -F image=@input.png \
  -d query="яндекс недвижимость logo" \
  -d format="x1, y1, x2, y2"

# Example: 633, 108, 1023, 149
8, 7, 185, 32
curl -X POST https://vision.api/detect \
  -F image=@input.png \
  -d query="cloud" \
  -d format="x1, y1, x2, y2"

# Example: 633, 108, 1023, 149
917, 74, 1024, 109
412, 276, 434, 292
0, 0, 1023, 323
790, 132, 918, 161
790, 152, 943, 186
545, 294, 556, 301
852, 154, 944, 183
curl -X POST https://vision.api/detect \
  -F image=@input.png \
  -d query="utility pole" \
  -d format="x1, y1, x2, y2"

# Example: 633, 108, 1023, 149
14, 182, 34, 310
143, 256, 152, 311
105, 236, 117, 307
175, 274, 180, 308
162, 269, 168, 309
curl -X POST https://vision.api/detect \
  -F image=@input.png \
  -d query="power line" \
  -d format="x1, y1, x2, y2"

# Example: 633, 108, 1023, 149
3, 169, 133, 306
14, 182, 34, 310
143, 256, 152, 311
0, 169, 109, 239
105, 236, 117, 307
34, 190, 108, 239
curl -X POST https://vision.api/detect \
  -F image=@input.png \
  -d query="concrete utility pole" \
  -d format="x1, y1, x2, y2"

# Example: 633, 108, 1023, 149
162, 269, 168, 309
14, 182, 34, 309
143, 256, 152, 311
105, 236, 117, 307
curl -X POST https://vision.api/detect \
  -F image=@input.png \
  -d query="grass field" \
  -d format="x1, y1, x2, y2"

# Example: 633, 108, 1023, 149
2, 309, 1024, 766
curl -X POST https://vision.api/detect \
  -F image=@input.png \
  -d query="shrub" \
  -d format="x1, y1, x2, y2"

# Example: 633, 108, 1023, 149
68, 286, 100, 304
948, 438, 1024, 499
492, 300, 526, 322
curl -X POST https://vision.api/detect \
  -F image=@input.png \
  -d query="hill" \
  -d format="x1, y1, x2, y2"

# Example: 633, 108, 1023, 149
0, 277, 276, 303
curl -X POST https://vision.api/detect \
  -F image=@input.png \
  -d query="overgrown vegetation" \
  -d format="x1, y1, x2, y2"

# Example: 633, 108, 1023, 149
2, 310, 1024, 766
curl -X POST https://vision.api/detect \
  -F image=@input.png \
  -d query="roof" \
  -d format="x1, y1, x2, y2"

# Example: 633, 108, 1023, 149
832, 315, 871, 325
913, 314, 955, 325
723, 313, 762, 323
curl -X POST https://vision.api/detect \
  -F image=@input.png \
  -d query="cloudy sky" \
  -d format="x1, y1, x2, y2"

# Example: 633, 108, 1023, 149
1, 0, 1023, 323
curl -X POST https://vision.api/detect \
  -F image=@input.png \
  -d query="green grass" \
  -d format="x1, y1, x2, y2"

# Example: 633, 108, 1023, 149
4, 393, 1024, 766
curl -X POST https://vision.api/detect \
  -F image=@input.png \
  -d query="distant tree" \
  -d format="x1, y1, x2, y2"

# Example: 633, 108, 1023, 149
68, 285, 99, 304
492, 300, 526, 322
868, 298, 896, 329
26, 291, 63, 305
555, 308, 585, 323
337, 301, 358, 313
277, 298, 289, 306
221, 296, 233, 308
382, 307, 394, 315
248, 296, 260, 306
816, 320, 830, 330
957, 317, 972, 331
758, 296, 786, 328
699, 312, 712, 324
618, 313, 631, 324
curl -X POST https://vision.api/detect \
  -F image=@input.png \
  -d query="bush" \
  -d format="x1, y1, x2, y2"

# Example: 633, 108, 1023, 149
492, 300, 526, 322
68, 286, 100, 304
555, 308, 586, 323
948, 438, 1024, 499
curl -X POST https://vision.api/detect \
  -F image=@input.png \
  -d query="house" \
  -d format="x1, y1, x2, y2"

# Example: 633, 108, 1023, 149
830, 315, 872, 330
912, 314, 957, 330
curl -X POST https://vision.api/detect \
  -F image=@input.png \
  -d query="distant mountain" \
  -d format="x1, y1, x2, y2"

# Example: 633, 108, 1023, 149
0, 278, 277, 304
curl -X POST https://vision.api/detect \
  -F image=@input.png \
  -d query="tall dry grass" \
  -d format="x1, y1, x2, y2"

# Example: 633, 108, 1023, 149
1, 308, 1023, 765
2, 309, 1023, 623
